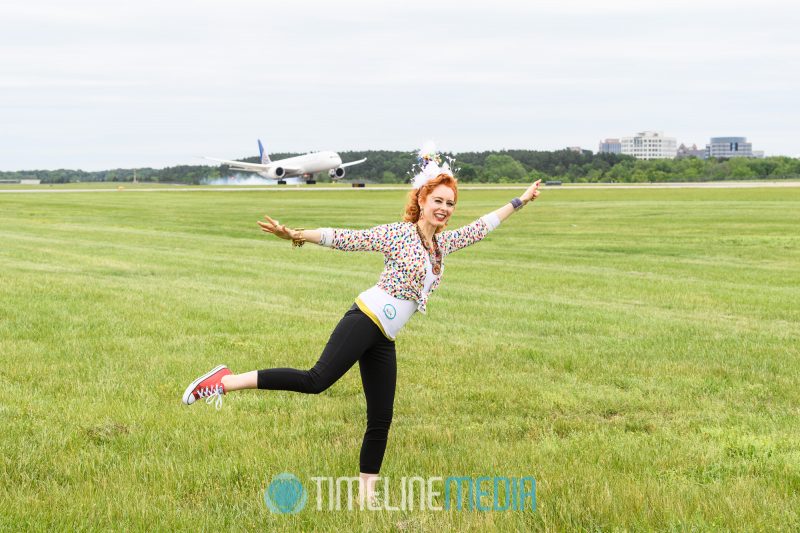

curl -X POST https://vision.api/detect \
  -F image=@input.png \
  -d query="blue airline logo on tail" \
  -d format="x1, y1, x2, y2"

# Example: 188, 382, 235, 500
258, 139, 271, 164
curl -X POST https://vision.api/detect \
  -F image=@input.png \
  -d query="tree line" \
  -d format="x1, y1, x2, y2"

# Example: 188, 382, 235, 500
3, 150, 799, 184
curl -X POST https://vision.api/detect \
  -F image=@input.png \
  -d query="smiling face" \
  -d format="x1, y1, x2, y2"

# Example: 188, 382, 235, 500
418, 183, 456, 230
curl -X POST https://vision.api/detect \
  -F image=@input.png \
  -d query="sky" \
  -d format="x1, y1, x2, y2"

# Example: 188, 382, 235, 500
1, 0, 798, 170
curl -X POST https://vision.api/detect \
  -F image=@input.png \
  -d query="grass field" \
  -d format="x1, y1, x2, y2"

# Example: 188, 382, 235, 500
1, 185, 798, 531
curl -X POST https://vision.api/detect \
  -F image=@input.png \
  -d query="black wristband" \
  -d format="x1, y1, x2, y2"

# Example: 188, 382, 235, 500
511, 197, 523, 210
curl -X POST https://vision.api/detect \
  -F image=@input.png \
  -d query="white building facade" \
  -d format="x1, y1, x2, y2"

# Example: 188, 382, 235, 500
620, 131, 677, 160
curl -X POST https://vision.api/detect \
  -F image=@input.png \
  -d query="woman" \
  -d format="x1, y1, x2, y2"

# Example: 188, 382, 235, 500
182, 152, 541, 504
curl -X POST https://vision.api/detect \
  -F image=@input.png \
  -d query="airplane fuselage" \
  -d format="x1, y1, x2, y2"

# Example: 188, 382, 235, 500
263, 151, 343, 178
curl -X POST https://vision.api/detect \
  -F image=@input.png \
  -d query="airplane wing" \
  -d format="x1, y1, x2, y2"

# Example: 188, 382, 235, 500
204, 157, 270, 171
339, 157, 367, 168
204, 157, 301, 174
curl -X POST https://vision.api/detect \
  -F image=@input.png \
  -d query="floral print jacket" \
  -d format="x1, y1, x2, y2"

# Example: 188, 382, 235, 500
320, 216, 496, 313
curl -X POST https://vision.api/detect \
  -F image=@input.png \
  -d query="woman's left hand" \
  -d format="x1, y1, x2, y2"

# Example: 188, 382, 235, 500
521, 179, 542, 205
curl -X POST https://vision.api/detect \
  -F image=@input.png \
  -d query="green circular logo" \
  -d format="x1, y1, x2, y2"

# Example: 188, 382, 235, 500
383, 304, 396, 320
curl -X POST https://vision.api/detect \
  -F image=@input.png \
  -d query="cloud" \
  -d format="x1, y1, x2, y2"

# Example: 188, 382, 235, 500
0, 0, 797, 169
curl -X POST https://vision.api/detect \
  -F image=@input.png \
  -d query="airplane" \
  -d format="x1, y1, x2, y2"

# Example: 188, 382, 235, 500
205, 140, 367, 184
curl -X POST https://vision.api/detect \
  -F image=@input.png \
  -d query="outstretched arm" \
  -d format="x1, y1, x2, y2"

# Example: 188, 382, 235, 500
438, 179, 542, 255
257, 215, 392, 252
491, 179, 541, 223
257, 215, 322, 245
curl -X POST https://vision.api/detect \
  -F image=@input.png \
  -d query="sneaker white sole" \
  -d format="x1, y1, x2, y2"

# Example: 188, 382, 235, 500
182, 364, 227, 405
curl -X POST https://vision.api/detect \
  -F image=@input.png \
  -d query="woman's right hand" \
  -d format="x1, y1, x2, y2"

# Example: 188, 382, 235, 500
257, 215, 297, 241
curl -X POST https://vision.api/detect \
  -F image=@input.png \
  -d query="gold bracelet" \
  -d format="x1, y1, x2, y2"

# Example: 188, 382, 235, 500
291, 228, 306, 248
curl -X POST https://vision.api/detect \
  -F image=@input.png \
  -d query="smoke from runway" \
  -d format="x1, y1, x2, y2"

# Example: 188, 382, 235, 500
202, 174, 304, 186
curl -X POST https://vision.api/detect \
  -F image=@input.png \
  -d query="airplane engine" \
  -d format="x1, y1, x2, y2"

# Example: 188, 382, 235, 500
267, 167, 285, 179
329, 167, 346, 179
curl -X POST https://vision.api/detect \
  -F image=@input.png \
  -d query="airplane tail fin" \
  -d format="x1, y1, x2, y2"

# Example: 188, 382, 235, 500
258, 139, 271, 164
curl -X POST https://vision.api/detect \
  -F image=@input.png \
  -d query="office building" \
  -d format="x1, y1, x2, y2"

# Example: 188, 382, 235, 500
598, 139, 622, 154
676, 143, 706, 159
705, 137, 755, 158
620, 131, 677, 160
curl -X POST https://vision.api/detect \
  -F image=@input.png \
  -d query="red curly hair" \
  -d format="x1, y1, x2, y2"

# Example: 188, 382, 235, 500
403, 173, 459, 232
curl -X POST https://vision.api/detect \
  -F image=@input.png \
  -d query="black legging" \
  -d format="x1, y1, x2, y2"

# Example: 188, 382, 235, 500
257, 304, 396, 474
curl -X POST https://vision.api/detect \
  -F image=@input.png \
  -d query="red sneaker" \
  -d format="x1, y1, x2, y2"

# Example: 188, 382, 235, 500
182, 365, 232, 409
